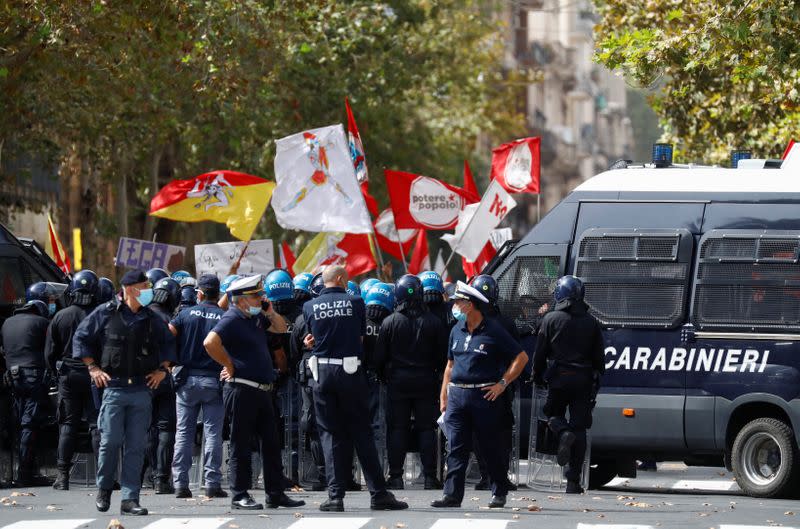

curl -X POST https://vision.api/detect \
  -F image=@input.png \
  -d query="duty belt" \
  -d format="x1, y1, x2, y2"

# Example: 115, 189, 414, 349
228, 377, 273, 392
314, 357, 361, 367
106, 376, 147, 388
449, 381, 495, 389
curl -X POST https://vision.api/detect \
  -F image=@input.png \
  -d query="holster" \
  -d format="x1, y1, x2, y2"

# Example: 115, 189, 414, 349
171, 365, 188, 388
307, 355, 319, 382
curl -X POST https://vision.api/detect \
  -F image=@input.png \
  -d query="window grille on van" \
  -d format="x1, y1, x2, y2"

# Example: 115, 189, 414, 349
693, 232, 800, 331
576, 230, 692, 328
496, 255, 560, 331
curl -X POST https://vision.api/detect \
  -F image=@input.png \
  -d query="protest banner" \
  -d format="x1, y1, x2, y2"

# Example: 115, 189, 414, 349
115, 237, 186, 271
194, 239, 275, 277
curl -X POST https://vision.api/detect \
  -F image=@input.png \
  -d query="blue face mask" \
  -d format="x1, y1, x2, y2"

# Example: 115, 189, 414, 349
452, 305, 467, 322
248, 305, 262, 316
48, 303, 57, 317
136, 288, 154, 307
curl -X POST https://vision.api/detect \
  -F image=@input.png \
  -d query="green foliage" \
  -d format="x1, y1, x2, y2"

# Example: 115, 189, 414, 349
594, 0, 800, 163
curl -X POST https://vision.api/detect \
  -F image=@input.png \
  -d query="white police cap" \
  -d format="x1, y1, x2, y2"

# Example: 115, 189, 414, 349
226, 275, 265, 297
450, 280, 489, 304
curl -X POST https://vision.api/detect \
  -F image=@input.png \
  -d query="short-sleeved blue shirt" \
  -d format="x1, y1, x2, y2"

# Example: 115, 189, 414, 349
211, 307, 274, 384
171, 301, 225, 371
302, 287, 366, 359
448, 316, 522, 384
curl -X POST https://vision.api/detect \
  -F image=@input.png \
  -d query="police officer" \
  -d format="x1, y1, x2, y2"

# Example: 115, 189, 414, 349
375, 275, 447, 490
293, 273, 314, 306
73, 270, 176, 515
178, 278, 198, 311
171, 270, 193, 285
532, 275, 605, 494
0, 283, 57, 487
360, 278, 379, 296
203, 275, 303, 510
169, 274, 227, 499
303, 265, 407, 512
420, 271, 455, 330
217, 274, 240, 311
145, 277, 180, 494
97, 277, 116, 304
432, 281, 528, 509
146, 268, 169, 287
46, 270, 101, 491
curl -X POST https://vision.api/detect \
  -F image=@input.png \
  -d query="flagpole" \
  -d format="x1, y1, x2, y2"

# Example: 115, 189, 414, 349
441, 186, 488, 276
537, 193, 541, 223
397, 241, 408, 272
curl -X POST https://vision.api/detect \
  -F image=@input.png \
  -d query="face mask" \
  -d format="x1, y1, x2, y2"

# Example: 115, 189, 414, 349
248, 305, 262, 316
136, 288, 154, 307
48, 303, 57, 316
452, 305, 467, 322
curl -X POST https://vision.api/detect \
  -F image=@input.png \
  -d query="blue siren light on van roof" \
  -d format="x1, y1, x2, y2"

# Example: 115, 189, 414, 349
731, 149, 752, 168
652, 143, 673, 167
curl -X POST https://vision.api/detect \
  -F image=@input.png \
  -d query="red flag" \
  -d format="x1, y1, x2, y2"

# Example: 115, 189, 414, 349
385, 169, 475, 230
374, 208, 417, 261
278, 241, 296, 275
345, 97, 368, 183
462, 242, 497, 280
490, 137, 541, 194
408, 230, 430, 275
361, 181, 379, 217
462, 160, 480, 203
329, 233, 377, 277
45, 214, 71, 274
783, 140, 797, 160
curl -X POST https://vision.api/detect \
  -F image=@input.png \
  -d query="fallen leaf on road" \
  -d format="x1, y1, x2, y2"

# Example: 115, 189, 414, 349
227, 525, 239, 528
702, 502, 711, 506
582, 508, 594, 512
512, 515, 520, 520
512, 507, 521, 512
464, 513, 472, 517
698, 513, 709, 517
106, 520, 124, 529
617, 495, 634, 501
528, 505, 542, 512
46, 505, 62, 511
786, 511, 795, 516
471, 497, 479, 501
395, 524, 406, 528
294, 513, 303, 518
718, 472, 726, 476
592, 496, 603, 500
624, 502, 652, 508
10, 492, 34, 497
258, 515, 270, 519
596, 514, 605, 519
547, 495, 561, 500
291, 486, 304, 492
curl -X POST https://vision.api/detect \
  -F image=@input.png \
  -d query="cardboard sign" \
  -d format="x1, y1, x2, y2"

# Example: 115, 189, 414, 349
115, 237, 186, 271
194, 239, 275, 277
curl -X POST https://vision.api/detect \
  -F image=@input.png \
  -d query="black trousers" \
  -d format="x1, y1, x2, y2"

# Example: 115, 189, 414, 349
544, 370, 593, 482
224, 383, 284, 498
11, 368, 48, 476
386, 388, 438, 479
300, 382, 326, 479
56, 367, 100, 471
145, 382, 176, 482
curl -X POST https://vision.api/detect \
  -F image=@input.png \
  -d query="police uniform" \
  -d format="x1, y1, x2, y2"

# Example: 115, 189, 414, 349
0, 300, 51, 486
73, 270, 176, 515
533, 276, 605, 493
169, 274, 226, 498
303, 280, 406, 512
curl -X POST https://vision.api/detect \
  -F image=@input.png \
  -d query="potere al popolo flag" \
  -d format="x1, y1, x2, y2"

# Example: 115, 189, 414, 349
373, 208, 418, 261
491, 137, 541, 194
294, 232, 377, 278
385, 169, 476, 231
46, 213, 71, 274
149, 171, 275, 241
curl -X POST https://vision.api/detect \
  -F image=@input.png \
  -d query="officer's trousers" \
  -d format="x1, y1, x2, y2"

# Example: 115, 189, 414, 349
544, 370, 593, 483
474, 387, 514, 482
223, 383, 283, 499
11, 368, 48, 478
145, 382, 176, 484
172, 375, 224, 489
386, 388, 438, 479
300, 382, 326, 480
56, 367, 100, 472
312, 365, 386, 499
97, 387, 151, 501
443, 385, 508, 502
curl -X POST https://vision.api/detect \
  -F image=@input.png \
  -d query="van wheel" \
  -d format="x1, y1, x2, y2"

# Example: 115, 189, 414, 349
731, 418, 796, 498
588, 461, 617, 489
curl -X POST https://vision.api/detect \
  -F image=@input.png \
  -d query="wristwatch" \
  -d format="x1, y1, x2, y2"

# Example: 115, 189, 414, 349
498, 378, 508, 388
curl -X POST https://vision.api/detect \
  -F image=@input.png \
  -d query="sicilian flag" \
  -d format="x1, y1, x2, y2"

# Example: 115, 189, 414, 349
278, 241, 296, 276
149, 171, 275, 241
491, 137, 541, 194
45, 213, 71, 274
408, 230, 430, 275
294, 232, 377, 277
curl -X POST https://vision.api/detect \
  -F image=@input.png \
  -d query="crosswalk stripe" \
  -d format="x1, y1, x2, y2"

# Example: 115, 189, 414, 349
577, 525, 655, 529
720, 526, 799, 529
672, 480, 736, 491
140, 517, 233, 529
286, 517, 372, 529
429, 519, 512, 529
1, 520, 95, 529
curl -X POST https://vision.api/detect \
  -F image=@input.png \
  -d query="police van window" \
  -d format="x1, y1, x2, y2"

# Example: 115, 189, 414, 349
575, 229, 693, 328
692, 231, 800, 331
0, 257, 28, 306
496, 255, 560, 329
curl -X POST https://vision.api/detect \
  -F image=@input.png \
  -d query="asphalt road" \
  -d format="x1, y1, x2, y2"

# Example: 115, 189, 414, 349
1, 464, 798, 529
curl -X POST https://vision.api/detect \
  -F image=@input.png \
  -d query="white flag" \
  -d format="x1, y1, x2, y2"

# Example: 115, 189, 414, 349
272, 124, 373, 233
441, 180, 516, 262
434, 251, 449, 282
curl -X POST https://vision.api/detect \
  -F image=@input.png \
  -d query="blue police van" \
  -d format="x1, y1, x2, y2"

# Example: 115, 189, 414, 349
490, 158, 800, 497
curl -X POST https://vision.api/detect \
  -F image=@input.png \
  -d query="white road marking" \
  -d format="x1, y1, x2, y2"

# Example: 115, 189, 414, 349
430, 520, 512, 529
286, 517, 372, 529
577, 525, 655, 529
672, 479, 737, 491
140, 518, 233, 529
720, 526, 799, 529
1, 521, 95, 529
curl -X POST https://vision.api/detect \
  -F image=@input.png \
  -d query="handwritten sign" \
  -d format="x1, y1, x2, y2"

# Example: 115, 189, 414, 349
115, 237, 185, 271
194, 239, 275, 277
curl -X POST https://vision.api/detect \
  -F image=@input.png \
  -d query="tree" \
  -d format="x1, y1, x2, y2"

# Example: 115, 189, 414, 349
594, 0, 800, 164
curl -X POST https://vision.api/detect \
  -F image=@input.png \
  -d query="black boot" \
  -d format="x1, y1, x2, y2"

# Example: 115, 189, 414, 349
52, 469, 70, 491
488, 495, 506, 508
120, 499, 148, 515
311, 479, 327, 491
319, 498, 344, 512
231, 493, 263, 510
431, 495, 461, 508
155, 478, 175, 495
474, 476, 490, 490
424, 476, 442, 490
370, 491, 408, 510
95, 489, 112, 512
267, 492, 306, 508
204, 486, 227, 498
386, 476, 405, 490
175, 487, 192, 499
566, 480, 584, 494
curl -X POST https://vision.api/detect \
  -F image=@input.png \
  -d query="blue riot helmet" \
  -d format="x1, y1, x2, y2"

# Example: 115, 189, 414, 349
153, 277, 180, 312
265, 269, 294, 302
97, 277, 116, 304
20, 299, 49, 318
419, 270, 444, 305
309, 273, 325, 298
359, 278, 380, 295
171, 270, 193, 286
220, 274, 240, 294
346, 281, 361, 297
146, 268, 169, 287
365, 283, 395, 311
69, 269, 99, 306
553, 275, 585, 303
470, 274, 499, 306
179, 285, 197, 309
26, 282, 58, 303
394, 274, 423, 306
293, 272, 314, 304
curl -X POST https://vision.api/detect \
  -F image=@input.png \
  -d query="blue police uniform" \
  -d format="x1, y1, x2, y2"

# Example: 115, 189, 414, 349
443, 317, 521, 503
170, 300, 226, 494
303, 286, 388, 501
73, 299, 175, 504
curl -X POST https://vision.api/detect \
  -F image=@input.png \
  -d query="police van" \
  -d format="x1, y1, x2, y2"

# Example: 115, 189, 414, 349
490, 153, 800, 497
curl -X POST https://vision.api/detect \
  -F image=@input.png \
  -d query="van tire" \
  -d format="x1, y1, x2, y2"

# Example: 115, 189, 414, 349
731, 418, 796, 498
588, 461, 617, 489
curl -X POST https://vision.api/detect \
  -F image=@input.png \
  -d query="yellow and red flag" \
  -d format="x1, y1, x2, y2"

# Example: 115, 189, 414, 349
149, 171, 275, 241
45, 213, 71, 274
294, 232, 377, 278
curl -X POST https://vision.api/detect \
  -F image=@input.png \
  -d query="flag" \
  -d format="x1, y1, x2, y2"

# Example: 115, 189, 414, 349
149, 171, 275, 241
373, 208, 418, 261
45, 213, 71, 274
783, 140, 797, 160
345, 97, 368, 184
361, 182, 379, 217
440, 180, 517, 262
491, 137, 541, 194
462, 160, 481, 203
273, 124, 373, 234
278, 241, 296, 275
462, 242, 497, 279
385, 169, 475, 230
294, 232, 377, 278
408, 230, 430, 275
434, 251, 450, 282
